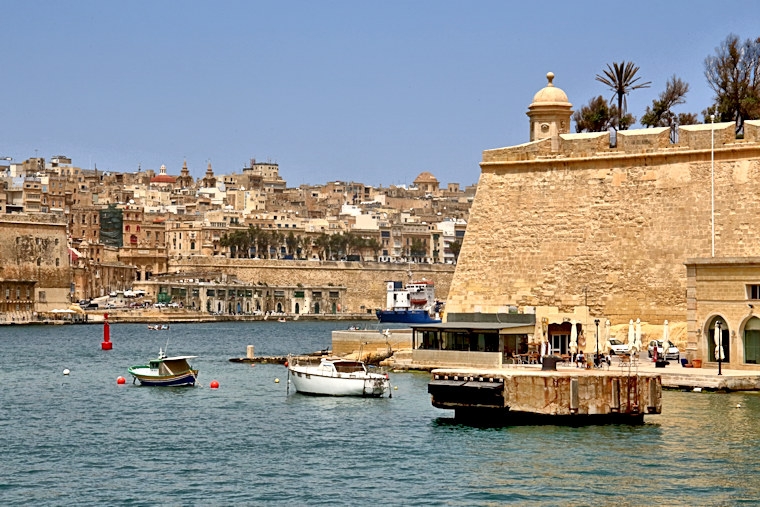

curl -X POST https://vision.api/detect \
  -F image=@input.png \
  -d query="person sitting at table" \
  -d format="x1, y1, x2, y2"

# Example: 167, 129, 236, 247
575, 350, 585, 368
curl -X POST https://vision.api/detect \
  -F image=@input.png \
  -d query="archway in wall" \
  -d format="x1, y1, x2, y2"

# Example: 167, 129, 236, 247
314, 302, 320, 314
332, 302, 337, 314
206, 300, 211, 312
276, 302, 283, 313
707, 316, 730, 362
217, 301, 222, 313
246, 302, 251, 313
256, 301, 261, 312
295, 302, 300, 314
744, 317, 760, 364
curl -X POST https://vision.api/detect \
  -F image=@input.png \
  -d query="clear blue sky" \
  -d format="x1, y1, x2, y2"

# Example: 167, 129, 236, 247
1, 1, 757, 187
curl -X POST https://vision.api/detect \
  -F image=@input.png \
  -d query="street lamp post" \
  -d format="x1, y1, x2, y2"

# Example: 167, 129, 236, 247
595, 319, 600, 367
716, 320, 723, 375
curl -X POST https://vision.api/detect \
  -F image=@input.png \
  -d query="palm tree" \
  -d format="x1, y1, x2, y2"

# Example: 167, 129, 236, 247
595, 61, 651, 129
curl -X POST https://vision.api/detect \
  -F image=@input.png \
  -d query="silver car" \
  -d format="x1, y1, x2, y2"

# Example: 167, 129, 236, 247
647, 340, 680, 360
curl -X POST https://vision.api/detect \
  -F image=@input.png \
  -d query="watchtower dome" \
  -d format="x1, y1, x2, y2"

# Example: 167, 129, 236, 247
527, 72, 573, 148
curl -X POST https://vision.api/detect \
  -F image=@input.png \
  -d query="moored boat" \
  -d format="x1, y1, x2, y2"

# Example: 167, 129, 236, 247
128, 348, 198, 386
287, 356, 391, 397
376, 280, 443, 323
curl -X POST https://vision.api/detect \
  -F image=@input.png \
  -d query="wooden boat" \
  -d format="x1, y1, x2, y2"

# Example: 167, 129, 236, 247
128, 348, 198, 386
287, 356, 390, 397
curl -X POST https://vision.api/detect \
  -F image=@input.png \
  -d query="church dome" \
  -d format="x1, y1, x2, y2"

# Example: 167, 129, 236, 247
530, 72, 570, 107
414, 171, 439, 184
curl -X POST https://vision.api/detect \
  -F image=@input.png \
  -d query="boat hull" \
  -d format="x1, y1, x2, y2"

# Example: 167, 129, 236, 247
128, 368, 198, 387
289, 368, 390, 397
376, 309, 440, 324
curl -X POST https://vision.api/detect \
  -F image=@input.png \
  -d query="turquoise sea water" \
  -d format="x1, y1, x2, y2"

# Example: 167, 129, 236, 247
2, 321, 760, 506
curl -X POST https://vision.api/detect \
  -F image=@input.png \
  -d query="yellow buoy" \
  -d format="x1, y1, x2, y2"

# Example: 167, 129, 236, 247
274, 378, 280, 383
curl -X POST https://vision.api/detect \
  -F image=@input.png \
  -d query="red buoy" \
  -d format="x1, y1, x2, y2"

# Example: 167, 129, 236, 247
117, 376, 126, 385
284, 361, 289, 367
101, 316, 112, 350
210, 380, 219, 389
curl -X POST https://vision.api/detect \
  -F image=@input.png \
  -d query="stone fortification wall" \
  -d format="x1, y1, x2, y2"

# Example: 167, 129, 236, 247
448, 121, 760, 324
0, 213, 70, 310
169, 257, 455, 314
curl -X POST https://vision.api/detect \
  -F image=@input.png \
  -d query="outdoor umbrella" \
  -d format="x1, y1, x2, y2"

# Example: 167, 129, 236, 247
604, 319, 612, 354
570, 320, 578, 356
627, 320, 636, 351
715, 326, 725, 361
635, 318, 643, 353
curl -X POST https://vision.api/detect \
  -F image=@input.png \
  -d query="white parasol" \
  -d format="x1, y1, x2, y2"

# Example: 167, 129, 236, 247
715, 325, 725, 361
635, 318, 643, 353
570, 320, 578, 355
627, 319, 636, 353
604, 319, 612, 354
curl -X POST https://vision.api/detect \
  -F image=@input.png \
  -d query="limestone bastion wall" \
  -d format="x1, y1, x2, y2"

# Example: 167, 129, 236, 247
0, 213, 70, 310
447, 120, 760, 324
169, 257, 455, 314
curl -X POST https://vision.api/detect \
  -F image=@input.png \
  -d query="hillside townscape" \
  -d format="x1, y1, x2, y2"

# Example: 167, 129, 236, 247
0, 155, 471, 320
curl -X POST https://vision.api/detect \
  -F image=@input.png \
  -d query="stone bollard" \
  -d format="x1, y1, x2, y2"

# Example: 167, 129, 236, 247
247, 345, 255, 359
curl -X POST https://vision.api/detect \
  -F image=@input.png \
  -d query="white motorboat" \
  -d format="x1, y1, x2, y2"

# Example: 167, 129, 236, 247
287, 357, 391, 397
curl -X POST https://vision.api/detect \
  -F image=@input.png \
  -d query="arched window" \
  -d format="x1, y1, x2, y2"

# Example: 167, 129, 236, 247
125, 225, 130, 232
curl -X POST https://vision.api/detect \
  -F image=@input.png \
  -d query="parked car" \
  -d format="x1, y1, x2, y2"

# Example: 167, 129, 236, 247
607, 339, 630, 355
167, 302, 180, 308
648, 340, 680, 360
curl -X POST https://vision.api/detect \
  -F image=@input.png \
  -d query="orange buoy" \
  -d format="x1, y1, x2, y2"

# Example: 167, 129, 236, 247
117, 376, 126, 385
210, 380, 220, 389
284, 361, 289, 367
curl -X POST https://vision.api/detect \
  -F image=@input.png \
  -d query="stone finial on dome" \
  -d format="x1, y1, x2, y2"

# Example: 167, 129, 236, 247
546, 72, 555, 86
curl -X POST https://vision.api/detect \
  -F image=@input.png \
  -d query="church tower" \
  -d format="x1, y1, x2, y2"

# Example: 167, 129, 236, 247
527, 72, 573, 151
202, 161, 217, 188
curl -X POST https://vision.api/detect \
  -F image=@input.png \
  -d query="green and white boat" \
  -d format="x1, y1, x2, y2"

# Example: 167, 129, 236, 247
128, 348, 198, 386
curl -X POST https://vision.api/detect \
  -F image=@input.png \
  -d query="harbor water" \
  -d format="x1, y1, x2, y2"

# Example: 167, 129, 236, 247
2, 321, 760, 506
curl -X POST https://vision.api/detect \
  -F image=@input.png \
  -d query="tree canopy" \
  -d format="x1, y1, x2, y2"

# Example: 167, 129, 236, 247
640, 75, 699, 133
573, 96, 619, 132
704, 34, 760, 134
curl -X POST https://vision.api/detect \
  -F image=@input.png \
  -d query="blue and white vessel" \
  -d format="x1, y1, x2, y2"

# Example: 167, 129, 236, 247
376, 280, 443, 324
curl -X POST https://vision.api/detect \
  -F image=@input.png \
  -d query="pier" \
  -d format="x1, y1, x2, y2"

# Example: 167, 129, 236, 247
428, 366, 661, 425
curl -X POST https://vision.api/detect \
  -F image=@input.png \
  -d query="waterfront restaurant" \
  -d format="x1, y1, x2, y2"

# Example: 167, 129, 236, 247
410, 306, 604, 368
411, 317, 535, 368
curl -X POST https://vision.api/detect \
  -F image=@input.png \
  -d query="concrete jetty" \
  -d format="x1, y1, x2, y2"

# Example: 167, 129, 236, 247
428, 365, 661, 425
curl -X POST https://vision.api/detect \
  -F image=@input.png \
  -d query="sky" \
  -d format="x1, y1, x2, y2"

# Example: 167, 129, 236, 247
1, 1, 758, 188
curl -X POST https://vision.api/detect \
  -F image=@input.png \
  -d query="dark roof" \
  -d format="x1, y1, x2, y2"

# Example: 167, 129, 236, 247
412, 322, 531, 331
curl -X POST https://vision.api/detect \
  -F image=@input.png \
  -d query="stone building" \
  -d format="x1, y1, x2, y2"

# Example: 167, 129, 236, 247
0, 213, 70, 315
446, 71, 760, 368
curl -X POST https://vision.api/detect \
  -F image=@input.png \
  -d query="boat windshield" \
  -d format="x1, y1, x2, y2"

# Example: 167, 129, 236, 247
333, 362, 365, 373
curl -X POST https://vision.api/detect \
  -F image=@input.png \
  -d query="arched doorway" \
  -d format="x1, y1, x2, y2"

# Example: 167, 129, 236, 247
744, 317, 760, 364
295, 302, 300, 314
314, 302, 320, 314
708, 316, 729, 362
276, 302, 283, 313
